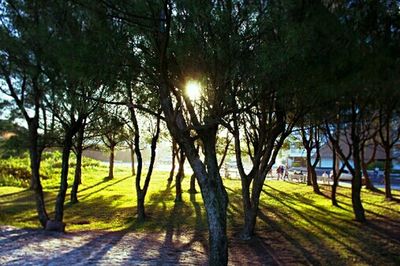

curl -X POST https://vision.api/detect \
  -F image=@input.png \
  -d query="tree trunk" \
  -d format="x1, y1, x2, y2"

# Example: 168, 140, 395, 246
137, 193, 146, 221
130, 143, 135, 176
71, 125, 84, 204
108, 145, 115, 179
331, 149, 339, 207
306, 164, 312, 185
28, 125, 49, 228
350, 110, 366, 222
331, 178, 339, 206
384, 147, 393, 200
175, 148, 185, 202
360, 141, 378, 191
306, 149, 320, 193
240, 176, 257, 239
188, 173, 197, 194
168, 139, 177, 182
361, 162, 375, 191
310, 166, 320, 194
201, 133, 228, 265
54, 130, 74, 225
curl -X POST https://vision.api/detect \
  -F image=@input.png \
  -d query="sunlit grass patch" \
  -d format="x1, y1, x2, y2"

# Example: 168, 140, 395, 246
1, 162, 400, 265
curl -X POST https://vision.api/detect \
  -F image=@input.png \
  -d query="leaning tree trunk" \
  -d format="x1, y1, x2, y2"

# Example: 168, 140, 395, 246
108, 144, 115, 179
53, 129, 75, 230
200, 134, 228, 265
28, 124, 49, 228
361, 161, 376, 191
383, 147, 393, 200
360, 141, 378, 191
71, 125, 84, 204
175, 148, 186, 202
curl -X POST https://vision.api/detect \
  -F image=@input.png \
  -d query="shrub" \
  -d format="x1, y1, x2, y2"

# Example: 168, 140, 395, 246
0, 151, 102, 188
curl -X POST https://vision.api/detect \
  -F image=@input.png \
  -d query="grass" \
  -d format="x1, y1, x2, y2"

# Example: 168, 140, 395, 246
1, 159, 400, 265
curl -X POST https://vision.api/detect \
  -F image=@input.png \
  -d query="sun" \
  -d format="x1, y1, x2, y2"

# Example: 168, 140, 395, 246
185, 80, 202, 101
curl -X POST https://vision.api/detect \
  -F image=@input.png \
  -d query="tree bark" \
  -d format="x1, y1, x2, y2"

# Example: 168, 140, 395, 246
360, 140, 378, 191
130, 143, 135, 176
54, 129, 75, 224
71, 125, 84, 204
108, 145, 115, 179
175, 148, 185, 202
188, 173, 197, 194
361, 160, 375, 191
129, 96, 161, 221
168, 139, 177, 182
28, 124, 49, 228
331, 146, 339, 206
157, 15, 228, 263
306, 150, 320, 194
240, 175, 257, 239
201, 132, 228, 265
306, 163, 312, 185
350, 104, 366, 222
384, 147, 393, 200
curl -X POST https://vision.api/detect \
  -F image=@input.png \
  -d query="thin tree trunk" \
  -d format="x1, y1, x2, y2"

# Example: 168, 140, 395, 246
71, 125, 84, 204
175, 148, 185, 202
331, 147, 339, 206
168, 139, 177, 182
384, 147, 393, 200
361, 160, 375, 191
188, 173, 197, 193
108, 145, 115, 179
360, 140, 378, 191
28, 125, 49, 228
54, 129, 75, 228
130, 143, 136, 176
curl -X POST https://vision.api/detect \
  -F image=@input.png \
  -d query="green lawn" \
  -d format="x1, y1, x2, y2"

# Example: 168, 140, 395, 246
1, 163, 400, 265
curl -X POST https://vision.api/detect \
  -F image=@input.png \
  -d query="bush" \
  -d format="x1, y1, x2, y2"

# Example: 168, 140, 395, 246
367, 161, 389, 171
0, 156, 31, 187
0, 151, 102, 188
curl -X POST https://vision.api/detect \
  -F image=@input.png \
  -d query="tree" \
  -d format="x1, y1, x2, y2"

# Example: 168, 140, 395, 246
301, 125, 321, 194
41, 1, 120, 230
99, 108, 127, 180
0, 0, 55, 227
377, 107, 400, 200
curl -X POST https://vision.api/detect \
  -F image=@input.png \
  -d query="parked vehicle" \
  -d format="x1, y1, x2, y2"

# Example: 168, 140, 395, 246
330, 169, 366, 184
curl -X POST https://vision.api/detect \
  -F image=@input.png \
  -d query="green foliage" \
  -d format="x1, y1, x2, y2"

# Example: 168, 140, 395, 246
366, 161, 385, 171
0, 151, 101, 188
0, 156, 31, 187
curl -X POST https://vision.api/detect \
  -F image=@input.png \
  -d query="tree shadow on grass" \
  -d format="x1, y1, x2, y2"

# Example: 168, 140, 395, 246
258, 183, 400, 265
77, 175, 131, 202
0, 189, 28, 198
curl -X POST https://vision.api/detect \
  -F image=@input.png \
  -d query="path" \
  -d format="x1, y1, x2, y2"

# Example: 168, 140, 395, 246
0, 226, 279, 266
